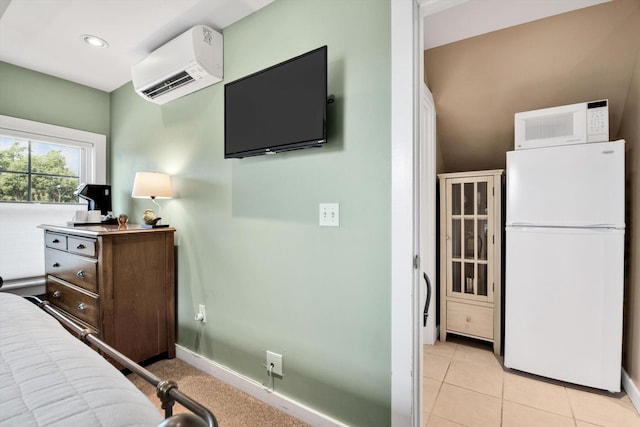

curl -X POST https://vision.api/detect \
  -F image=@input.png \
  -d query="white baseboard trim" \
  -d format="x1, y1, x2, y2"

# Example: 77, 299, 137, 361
176, 345, 349, 427
622, 368, 640, 413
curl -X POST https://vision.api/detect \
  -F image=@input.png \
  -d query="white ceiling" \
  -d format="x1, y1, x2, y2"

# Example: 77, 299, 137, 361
0, 0, 274, 92
0, 0, 611, 93
423, 0, 611, 49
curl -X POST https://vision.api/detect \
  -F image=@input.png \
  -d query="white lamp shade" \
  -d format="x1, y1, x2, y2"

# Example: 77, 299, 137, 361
131, 172, 173, 199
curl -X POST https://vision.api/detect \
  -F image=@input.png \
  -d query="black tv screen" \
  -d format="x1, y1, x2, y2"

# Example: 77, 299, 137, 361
224, 46, 327, 158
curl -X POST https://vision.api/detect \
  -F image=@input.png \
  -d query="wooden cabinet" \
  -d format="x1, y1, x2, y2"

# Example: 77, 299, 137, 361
438, 170, 503, 355
40, 224, 176, 363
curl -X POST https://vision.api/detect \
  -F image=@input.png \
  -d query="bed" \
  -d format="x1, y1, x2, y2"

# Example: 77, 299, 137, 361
0, 292, 216, 427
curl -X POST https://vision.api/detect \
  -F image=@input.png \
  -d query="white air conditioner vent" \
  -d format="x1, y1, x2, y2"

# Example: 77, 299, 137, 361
142, 71, 195, 99
132, 25, 223, 105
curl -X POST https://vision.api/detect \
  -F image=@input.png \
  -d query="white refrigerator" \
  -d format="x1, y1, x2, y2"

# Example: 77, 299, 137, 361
504, 140, 625, 392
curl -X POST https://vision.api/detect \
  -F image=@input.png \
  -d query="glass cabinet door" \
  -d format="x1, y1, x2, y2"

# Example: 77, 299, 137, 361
446, 176, 494, 302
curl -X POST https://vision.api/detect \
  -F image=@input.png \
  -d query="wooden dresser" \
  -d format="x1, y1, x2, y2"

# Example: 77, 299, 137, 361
39, 224, 176, 363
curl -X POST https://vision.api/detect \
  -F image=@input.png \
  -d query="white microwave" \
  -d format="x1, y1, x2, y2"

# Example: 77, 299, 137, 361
514, 99, 609, 150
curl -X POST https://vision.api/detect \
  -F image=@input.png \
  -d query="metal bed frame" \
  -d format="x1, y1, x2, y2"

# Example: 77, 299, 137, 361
28, 297, 218, 427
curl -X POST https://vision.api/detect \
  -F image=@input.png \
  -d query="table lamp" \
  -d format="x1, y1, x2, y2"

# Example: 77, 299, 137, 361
131, 172, 173, 227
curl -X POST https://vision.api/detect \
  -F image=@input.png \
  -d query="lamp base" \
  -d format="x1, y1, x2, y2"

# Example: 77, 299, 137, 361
140, 224, 170, 229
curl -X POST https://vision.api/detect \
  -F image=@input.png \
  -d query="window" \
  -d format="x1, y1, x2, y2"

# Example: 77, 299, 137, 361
0, 115, 106, 203
0, 115, 106, 284
0, 136, 88, 203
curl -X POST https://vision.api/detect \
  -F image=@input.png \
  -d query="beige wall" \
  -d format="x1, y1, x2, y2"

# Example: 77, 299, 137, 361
425, 56, 446, 174
424, 51, 446, 175
618, 49, 640, 386
425, 0, 640, 173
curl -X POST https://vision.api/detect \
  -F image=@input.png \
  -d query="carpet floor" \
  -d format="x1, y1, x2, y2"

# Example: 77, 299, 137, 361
126, 358, 309, 427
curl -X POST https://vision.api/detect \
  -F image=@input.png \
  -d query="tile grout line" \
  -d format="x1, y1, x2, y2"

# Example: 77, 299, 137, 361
425, 379, 445, 426
563, 384, 579, 426
436, 343, 505, 426
501, 372, 582, 423
501, 397, 583, 426
434, 345, 455, 426
423, 343, 457, 426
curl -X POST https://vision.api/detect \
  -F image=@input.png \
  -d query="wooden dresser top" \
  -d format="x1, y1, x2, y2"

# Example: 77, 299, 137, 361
39, 224, 176, 238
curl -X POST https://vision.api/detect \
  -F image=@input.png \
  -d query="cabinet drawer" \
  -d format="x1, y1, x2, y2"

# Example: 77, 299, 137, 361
447, 301, 493, 339
45, 232, 67, 250
47, 278, 99, 329
68, 236, 96, 257
45, 248, 98, 293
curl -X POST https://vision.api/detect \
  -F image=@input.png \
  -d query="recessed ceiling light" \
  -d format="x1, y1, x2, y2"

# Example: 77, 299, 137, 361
81, 34, 109, 48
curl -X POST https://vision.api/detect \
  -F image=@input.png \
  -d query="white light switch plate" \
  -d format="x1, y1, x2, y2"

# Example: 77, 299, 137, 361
319, 203, 339, 226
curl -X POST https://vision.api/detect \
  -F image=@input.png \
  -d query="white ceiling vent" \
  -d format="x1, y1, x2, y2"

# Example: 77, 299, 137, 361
132, 25, 223, 105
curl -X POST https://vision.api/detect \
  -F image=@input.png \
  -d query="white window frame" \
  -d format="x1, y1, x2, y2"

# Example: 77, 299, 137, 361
0, 115, 106, 290
0, 115, 106, 188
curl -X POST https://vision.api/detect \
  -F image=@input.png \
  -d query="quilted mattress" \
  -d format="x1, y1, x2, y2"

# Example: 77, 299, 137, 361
0, 292, 163, 426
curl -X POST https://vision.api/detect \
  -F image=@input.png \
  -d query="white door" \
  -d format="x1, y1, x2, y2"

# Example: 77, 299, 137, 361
420, 83, 437, 345
506, 140, 625, 227
504, 226, 624, 392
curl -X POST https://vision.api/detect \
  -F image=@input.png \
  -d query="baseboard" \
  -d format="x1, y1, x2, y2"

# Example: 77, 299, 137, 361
622, 368, 640, 413
176, 345, 348, 427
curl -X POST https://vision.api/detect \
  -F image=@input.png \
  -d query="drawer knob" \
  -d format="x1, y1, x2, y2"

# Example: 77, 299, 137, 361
52, 290, 61, 298
52, 262, 60, 268
76, 270, 86, 278
77, 303, 87, 311
466, 316, 471, 323
76, 244, 86, 250
52, 238, 60, 243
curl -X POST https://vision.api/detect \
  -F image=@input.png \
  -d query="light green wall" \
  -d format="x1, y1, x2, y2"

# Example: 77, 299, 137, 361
0, 61, 111, 181
110, 0, 391, 425
0, 61, 110, 136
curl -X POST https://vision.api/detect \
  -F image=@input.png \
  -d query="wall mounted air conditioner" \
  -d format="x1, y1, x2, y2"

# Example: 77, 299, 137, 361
132, 25, 223, 105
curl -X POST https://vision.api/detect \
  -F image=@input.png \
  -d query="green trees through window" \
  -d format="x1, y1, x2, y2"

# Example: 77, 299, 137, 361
0, 137, 80, 203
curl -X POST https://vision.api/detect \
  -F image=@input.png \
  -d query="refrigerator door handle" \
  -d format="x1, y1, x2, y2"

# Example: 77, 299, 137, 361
508, 224, 625, 232
508, 222, 536, 227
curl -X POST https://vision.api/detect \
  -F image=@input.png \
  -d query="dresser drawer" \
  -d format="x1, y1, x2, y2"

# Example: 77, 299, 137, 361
47, 278, 99, 329
68, 236, 96, 257
45, 248, 98, 293
447, 301, 493, 339
45, 232, 67, 250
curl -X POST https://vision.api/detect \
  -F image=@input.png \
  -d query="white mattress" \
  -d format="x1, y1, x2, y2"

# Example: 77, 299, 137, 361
0, 292, 163, 427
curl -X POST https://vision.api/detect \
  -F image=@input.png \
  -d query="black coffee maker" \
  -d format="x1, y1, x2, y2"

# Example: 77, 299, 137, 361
73, 184, 117, 224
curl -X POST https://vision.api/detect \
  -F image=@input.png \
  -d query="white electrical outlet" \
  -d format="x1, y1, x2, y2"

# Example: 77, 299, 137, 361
266, 351, 283, 376
319, 203, 339, 227
195, 304, 206, 323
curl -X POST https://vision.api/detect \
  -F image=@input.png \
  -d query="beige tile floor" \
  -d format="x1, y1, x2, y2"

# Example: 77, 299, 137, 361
423, 337, 640, 427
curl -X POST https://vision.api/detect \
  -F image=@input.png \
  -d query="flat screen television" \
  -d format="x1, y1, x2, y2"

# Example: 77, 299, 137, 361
224, 46, 327, 158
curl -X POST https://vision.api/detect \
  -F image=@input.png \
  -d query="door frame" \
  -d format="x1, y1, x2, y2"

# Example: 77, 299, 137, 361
390, 0, 420, 425
390, 0, 437, 425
